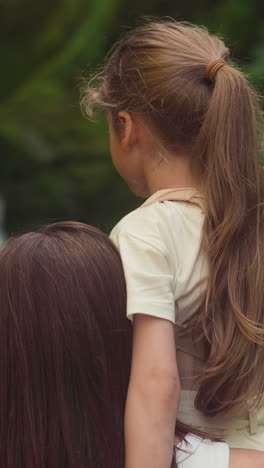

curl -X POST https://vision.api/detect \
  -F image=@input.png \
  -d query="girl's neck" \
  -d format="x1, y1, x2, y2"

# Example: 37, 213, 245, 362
144, 152, 199, 196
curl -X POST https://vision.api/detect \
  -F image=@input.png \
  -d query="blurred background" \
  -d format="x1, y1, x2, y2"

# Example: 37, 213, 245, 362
1, 0, 264, 239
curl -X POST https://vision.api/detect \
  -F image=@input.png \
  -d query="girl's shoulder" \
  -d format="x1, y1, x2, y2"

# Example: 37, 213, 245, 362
110, 197, 204, 266
111, 202, 161, 239
111, 195, 203, 242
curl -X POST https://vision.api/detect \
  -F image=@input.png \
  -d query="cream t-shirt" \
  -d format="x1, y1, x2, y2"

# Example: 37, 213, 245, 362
110, 188, 207, 324
111, 188, 264, 450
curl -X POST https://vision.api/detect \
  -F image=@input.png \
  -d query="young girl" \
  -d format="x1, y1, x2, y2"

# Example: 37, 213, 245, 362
82, 20, 264, 468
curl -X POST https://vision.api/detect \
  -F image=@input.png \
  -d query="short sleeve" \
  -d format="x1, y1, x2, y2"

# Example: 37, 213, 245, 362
111, 229, 176, 324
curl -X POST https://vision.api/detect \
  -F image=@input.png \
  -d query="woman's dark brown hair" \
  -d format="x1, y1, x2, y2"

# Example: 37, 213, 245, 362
0, 221, 132, 468
81, 19, 264, 416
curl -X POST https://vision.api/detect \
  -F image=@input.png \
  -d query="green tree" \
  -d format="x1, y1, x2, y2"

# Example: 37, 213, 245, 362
0, 0, 263, 235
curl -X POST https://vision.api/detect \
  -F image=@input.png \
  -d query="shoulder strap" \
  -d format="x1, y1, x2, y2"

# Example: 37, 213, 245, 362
141, 188, 205, 212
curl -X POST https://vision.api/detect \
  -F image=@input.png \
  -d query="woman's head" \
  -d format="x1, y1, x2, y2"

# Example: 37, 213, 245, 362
0, 221, 131, 468
82, 20, 264, 416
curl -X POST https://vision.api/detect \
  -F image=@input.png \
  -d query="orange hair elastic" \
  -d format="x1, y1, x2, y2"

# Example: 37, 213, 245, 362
206, 58, 226, 82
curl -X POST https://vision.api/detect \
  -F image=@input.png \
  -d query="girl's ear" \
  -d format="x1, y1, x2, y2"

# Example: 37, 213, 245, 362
117, 111, 137, 149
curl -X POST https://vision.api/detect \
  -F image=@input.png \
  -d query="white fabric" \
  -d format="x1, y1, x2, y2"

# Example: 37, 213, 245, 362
110, 188, 207, 323
176, 434, 229, 468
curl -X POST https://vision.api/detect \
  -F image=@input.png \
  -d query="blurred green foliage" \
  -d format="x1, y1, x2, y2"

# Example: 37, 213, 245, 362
0, 0, 264, 235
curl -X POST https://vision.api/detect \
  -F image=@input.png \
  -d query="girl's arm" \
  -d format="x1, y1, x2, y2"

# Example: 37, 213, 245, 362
125, 314, 179, 468
230, 449, 264, 468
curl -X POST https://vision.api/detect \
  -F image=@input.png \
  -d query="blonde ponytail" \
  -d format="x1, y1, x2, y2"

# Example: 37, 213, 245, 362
191, 62, 264, 414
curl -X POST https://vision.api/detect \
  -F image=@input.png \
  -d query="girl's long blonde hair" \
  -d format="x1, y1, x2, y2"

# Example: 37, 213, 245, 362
81, 20, 264, 416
